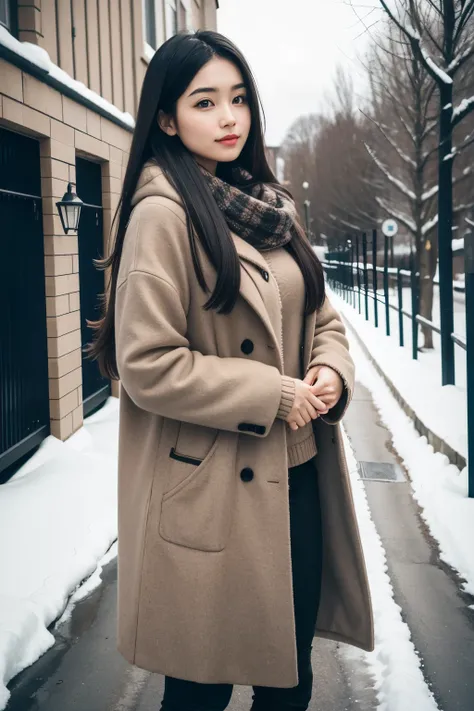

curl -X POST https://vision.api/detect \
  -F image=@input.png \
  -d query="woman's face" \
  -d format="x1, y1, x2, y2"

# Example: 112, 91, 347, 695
159, 56, 252, 174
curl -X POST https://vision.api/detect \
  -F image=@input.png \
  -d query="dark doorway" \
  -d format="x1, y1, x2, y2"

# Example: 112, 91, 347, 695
76, 157, 111, 417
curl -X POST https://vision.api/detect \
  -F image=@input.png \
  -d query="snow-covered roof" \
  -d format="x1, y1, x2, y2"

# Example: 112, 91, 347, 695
0, 26, 135, 131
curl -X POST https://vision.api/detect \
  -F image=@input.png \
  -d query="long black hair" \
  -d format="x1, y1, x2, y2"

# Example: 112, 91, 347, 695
87, 30, 325, 380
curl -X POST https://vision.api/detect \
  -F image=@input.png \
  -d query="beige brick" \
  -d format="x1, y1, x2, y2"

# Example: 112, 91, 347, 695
72, 255, 79, 273
109, 146, 123, 164
51, 119, 74, 145
1, 96, 23, 125
49, 367, 82, 400
107, 176, 122, 194
122, 152, 130, 167
68, 164, 76, 183
40, 138, 76, 165
72, 405, 84, 432
69, 292, 80, 311
62, 96, 87, 131
44, 255, 73, 277
48, 329, 82, 359
86, 109, 101, 139
100, 117, 131, 151
41, 157, 69, 181
42, 197, 56, 216
23, 74, 62, 120
43, 212, 65, 236
46, 294, 70, 318
77, 386, 83, 405
41, 177, 69, 199
103, 160, 122, 179
45, 273, 80, 297
0, 59, 23, 101
75, 130, 109, 160
48, 349, 82, 379
50, 414, 73, 441
50, 389, 78, 419
44, 235, 78, 255
47, 310, 81, 338
103, 192, 119, 210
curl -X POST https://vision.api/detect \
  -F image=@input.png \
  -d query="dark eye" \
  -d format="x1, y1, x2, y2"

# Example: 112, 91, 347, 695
197, 99, 212, 109
234, 95, 247, 104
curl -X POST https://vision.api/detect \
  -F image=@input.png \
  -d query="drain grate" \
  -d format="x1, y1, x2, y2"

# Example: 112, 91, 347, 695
358, 461, 406, 483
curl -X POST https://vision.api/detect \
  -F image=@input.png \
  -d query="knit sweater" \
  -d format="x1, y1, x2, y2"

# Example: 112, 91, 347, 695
260, 247, 317, 468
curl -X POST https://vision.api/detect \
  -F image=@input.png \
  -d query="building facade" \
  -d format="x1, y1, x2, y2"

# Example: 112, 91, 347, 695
0, 0, 218, 479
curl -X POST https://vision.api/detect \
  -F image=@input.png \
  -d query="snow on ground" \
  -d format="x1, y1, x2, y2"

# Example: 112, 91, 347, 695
341, 426, 439, 711
0, 398, 119, 710
329, 288, 474, 602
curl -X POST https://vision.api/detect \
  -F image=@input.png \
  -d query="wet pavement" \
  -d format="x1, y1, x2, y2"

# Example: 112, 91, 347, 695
5, 380, 474, 710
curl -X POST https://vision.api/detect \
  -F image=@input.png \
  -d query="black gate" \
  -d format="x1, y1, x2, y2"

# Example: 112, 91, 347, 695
0, 127, 50, 479
76, 157, 111, 416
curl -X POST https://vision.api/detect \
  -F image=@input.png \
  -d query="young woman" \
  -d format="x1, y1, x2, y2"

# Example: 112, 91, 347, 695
89, 30, 373, 711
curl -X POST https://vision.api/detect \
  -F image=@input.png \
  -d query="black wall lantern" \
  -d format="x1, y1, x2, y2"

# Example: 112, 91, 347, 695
56, 183, 83, 234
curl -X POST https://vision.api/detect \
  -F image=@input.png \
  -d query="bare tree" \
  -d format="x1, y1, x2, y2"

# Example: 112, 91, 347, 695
281, 67, 378, 248
378, 0, 474, 381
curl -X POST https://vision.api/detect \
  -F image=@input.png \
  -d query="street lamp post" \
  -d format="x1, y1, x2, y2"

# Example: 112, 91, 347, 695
302, 181, 311, 241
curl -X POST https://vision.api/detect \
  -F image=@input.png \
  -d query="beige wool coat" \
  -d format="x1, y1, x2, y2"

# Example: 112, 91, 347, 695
114, 162, 374, 689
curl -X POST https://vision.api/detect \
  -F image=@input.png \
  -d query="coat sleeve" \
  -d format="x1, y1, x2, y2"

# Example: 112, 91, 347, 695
115, 200, 291, 437
305, 295, 355, 424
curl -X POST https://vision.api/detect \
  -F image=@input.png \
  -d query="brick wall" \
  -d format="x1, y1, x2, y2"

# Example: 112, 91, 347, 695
0, 58, 131, 440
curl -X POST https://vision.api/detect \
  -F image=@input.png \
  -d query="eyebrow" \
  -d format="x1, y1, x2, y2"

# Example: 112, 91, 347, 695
188, 82, 246, 97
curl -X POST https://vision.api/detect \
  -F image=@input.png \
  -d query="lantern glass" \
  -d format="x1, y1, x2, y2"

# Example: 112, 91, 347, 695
65, 204, 80, 231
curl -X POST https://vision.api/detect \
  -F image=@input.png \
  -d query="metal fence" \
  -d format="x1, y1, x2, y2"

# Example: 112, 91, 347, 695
321, 229, 473, 498
0, 128, 50, 479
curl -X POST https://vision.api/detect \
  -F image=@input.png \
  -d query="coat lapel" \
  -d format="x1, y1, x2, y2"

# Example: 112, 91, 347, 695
232, 234, 282, 359
232, 233, 317, 376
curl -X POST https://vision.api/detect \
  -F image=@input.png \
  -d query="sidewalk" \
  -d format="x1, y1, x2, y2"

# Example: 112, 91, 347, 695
2, 309, 474, 709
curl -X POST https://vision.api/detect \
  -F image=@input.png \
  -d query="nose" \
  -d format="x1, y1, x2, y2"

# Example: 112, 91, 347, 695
219, 103, 237, 128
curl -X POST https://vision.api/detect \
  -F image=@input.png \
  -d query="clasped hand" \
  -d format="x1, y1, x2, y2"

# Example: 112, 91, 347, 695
286, 365, 344, 432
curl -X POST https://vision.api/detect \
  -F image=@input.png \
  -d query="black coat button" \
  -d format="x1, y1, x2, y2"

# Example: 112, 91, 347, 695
241, 339, 254, 355
240, 467, 254, 482
261, 269, 269, 282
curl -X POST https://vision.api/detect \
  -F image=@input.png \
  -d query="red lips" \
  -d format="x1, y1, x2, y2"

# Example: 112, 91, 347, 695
218, 134, 239, 141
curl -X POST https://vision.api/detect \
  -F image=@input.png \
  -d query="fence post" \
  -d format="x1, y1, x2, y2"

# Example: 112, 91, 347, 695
465, 230, 474, 498
356, 235, 361, 314
362, 232, 369, 320
410, 251, 419, 360
397, 267, 404, 348
372, 228, 378, 327
384, 233, 390, 336
351, 239, 355, 307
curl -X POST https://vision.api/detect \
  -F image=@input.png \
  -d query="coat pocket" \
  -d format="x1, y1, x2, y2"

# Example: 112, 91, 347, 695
159, 428, 238, 552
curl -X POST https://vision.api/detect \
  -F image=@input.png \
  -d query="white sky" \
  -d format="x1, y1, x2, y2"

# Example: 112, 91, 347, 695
217, 0, 382, 146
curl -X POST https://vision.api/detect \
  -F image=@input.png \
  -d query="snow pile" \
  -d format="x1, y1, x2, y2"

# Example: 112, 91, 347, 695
0, 398, 119, 710
0, 27, 135, 129
341, 425, 439, 711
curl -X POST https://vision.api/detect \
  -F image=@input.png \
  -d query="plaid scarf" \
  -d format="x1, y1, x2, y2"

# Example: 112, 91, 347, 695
199, 165, 297, 251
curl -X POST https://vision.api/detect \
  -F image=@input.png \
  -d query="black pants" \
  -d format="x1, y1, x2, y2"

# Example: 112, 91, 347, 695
160, 457, 323, 711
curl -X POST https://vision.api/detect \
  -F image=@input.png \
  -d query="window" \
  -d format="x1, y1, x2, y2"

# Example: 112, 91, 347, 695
165, 0, 178, 39
0, 0, 11, 31
143, 0, 157, 49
